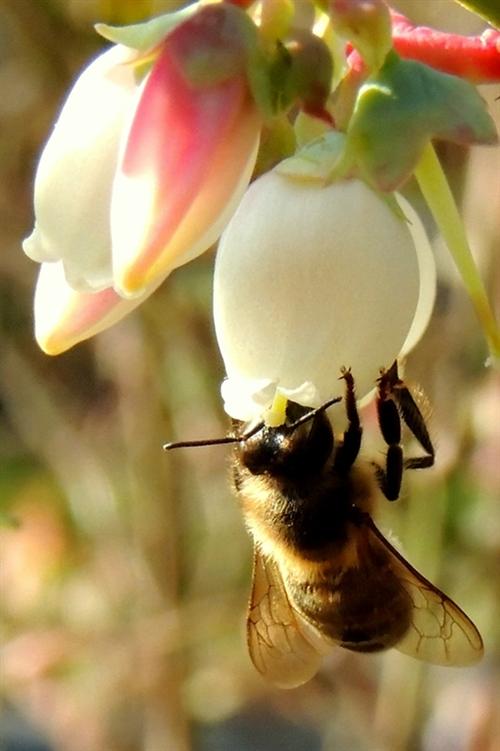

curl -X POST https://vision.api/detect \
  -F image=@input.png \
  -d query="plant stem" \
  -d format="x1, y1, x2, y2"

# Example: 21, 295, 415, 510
414, 141, 500, 362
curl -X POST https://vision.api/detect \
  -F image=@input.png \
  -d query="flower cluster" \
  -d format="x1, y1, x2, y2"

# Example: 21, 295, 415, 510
23, 0, 500, 421
24, 3, 262, 355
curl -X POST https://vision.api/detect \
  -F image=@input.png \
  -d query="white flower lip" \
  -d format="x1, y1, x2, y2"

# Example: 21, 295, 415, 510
214, 171, 436, 422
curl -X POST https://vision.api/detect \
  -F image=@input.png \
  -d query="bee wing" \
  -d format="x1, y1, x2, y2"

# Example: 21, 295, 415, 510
247, 548, 331, 688
365, 515, 484, 666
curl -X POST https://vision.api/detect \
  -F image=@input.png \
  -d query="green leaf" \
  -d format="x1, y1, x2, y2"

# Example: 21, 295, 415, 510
95, 4, 197, 51
347, 52, 498, 191
455, 0, 500, 28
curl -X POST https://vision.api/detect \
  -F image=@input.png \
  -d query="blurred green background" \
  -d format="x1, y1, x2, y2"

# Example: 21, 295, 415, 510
0, 1, 499, 750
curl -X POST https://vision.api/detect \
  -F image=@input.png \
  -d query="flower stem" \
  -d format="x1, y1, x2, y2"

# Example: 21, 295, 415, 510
414, 141, 500, 362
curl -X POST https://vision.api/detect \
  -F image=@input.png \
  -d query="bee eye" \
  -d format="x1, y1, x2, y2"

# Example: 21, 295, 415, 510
240, 429, 285, 475
240, 412, 334, 477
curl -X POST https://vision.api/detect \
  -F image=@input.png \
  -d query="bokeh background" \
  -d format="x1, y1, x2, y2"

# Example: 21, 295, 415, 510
0, 1, 499, 750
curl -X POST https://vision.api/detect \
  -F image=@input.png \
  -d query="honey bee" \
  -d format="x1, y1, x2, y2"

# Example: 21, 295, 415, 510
165, 362, 483, 688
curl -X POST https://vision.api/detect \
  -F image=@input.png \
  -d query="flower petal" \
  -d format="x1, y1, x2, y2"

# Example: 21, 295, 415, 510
398, 195, 436, 356
111, 10, 261, 297
23, 44, 138, 292
34, 262, 156, 355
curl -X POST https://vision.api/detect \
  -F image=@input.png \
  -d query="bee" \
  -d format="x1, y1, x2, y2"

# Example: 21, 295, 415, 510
165, 362, 483, 688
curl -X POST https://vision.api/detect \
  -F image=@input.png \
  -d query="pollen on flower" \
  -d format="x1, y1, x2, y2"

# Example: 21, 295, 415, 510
117, 268, 147, 297
264, 391, 289, 427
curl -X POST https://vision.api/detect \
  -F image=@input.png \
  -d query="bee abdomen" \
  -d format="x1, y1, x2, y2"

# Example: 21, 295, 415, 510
339, 614, 409, 653
286, 564, 413, 651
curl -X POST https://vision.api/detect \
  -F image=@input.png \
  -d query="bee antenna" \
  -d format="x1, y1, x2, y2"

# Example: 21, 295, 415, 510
163, 436, 239, 451
164, 396, 342, 451
163, 421, 264, 451
288, 396, 342, 431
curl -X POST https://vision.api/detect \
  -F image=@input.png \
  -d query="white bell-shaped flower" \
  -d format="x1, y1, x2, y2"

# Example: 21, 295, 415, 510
214, 170, 435, 422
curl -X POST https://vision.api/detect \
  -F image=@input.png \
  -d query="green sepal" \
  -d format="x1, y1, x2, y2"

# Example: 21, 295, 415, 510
95, 3, 198, 51
248, 32, 333, 121
247, 41, 291, 118
294, 111, 330, 148
347, 51, 498, 191
276, 131, 348, 182
455, 0, 500, 27
254, 116, 296, 177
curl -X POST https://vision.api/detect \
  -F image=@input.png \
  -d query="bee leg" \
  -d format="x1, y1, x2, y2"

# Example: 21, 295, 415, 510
372, 393, 404, 501
374, 362, 435, 501
381, 361, 435, 470
334, 368, 362, 472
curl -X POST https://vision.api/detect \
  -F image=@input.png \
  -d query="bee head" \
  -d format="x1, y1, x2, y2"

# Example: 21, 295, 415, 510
239, 402, 334, 477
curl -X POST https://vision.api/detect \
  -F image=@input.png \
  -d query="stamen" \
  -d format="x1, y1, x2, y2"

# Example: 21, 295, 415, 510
264, 391, 289, 427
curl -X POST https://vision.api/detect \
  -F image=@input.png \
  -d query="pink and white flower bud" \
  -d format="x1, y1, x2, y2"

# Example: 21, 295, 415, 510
214, 170, 436, 422
111, 4, 261, 296
23, 4, 261, 353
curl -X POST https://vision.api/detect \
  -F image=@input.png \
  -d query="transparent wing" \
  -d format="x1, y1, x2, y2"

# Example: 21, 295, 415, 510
247, 548, 331, 688
365, 516, 484, 666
